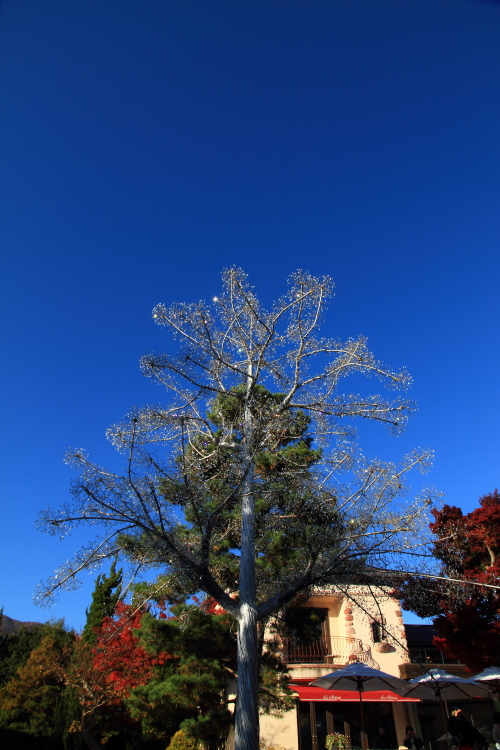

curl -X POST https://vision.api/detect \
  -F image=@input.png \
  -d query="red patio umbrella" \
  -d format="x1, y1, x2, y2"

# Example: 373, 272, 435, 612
310, 661, 413, 749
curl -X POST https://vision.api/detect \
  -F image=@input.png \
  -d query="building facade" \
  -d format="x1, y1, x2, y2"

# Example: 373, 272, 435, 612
259, 588, 490, 750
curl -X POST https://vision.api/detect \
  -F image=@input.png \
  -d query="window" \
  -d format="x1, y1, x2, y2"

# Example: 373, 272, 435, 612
283, 608, 330, 664
408, 647, 461, 665
285, 608, 328, 642
371, 621, 382, 643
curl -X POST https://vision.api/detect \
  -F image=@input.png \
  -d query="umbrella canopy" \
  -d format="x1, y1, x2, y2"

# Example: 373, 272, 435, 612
403, 668, 489, 749
471, 667, 500, 697
310, 661, 411, 695
402, 668, 489, 700
472, 667, 500, 684
310, 662, 412, 750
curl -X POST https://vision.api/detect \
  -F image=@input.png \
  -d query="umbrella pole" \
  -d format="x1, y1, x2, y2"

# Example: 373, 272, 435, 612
358, 680, 367, 750
492, 680, 500, 714
437, 691, 451, 748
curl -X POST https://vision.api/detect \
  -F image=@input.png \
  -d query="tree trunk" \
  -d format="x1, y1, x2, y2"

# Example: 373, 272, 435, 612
234, 398, 259, 750
235, 600, 259, 750
81, 709, 101, 750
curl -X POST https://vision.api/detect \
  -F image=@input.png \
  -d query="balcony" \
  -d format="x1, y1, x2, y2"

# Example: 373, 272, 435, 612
281, 635, 379, 669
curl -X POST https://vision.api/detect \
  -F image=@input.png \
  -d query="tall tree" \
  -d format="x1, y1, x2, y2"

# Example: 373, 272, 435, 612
82, 562, 122, 644
38, 268, 436, 750
397, 490, 500, 671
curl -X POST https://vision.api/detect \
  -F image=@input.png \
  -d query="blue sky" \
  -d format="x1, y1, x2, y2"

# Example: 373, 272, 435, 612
0, 0, 499, 631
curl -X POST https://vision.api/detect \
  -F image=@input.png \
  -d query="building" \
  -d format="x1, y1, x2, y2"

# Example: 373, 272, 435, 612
401, 624, 464, 679
259, 588, 493, 750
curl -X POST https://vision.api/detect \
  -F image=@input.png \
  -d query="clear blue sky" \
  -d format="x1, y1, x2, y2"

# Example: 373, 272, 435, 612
0, 0, 498, 631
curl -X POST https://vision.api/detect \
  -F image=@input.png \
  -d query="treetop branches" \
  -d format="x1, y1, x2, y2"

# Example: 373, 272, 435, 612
37, 268, 436, 623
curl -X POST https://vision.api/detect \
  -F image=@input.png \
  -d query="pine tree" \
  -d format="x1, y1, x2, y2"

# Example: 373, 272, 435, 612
127, 603, 237, 749
82, 562, 122, 645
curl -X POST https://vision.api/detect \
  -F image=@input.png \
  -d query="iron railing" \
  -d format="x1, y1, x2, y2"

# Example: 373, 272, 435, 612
281, 635, 379, 669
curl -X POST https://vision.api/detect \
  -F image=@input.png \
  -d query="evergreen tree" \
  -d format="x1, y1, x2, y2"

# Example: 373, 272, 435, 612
128, 603, 238, 749
53, 687, 83, 750
82, 562, 122, 645
0, 627, 74, 745
0, 623, 46, 688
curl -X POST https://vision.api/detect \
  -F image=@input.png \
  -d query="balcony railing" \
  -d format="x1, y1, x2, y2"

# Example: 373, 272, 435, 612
281, 635, 379, 669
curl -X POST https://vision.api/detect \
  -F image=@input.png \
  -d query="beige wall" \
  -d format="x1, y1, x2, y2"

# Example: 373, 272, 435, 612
260, 709, 299, 750
300, 588, 408, 672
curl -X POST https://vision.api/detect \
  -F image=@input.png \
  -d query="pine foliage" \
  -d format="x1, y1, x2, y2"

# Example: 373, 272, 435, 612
82, 562, 122, 644
128, 603, 235, 747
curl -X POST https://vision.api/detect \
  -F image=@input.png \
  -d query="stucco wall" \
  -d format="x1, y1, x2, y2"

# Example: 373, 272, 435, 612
306, 588, 409, 673
260, 708, 299, 750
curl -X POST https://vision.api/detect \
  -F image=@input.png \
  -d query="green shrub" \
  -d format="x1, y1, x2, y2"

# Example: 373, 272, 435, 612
166, 729, 199, 750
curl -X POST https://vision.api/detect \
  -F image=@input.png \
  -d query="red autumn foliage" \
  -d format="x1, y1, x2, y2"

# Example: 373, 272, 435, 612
429, 494, 500, 582
398, 490, 500, 671
202, 596, 225, 615
66, 602, 170, 747
93, 601, 169, 696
